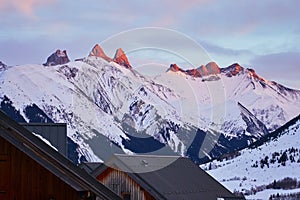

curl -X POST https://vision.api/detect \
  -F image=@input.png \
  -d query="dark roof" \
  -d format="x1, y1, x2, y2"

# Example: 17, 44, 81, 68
80, 162, 105, 174
21, 123, 67, 156
93, 154, 243, 200
0, 110, 121, 200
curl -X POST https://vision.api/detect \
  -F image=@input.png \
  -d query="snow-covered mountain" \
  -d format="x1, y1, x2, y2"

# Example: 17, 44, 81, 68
201, 114, 300, 199
154, 62, 300, 163
0, 45, 299, 164
0, 61, 7, 70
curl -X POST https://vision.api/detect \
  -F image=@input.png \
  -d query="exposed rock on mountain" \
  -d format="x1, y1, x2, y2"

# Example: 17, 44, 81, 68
198, 62, 221, 77
238, 102, 269, 139
247, 68, 266, 82
168, 63, 185, 73
113, 48, 132, 69
0, 61, 7, 71
43, 49, 70, 66
168, 62, 220, 78
221, 63, 244, 77
88, 44, 112, 62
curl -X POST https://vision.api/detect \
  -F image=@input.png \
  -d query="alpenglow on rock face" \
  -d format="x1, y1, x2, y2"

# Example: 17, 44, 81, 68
198, 62, 221, 76
168, 63, 185, 73
89, 45, 132, 69
113, 48, 132, 69
220, 63, 244, 77
88, 44, 112, 62
43, 49, 70, 66
168, 62, 221, 78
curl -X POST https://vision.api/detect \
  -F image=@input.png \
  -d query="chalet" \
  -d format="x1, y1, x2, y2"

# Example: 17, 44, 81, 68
0, 110, 121, 200
82, 154, 244, 200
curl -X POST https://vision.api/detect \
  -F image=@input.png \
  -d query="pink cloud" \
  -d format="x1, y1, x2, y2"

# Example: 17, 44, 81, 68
151, 0, 213, 27
0, 0, 55, 17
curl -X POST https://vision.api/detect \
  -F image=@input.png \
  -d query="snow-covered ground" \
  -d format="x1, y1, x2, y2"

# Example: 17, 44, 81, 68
32, 132, 58, 151
247, 188, 300, 200
202, 118, 300, 199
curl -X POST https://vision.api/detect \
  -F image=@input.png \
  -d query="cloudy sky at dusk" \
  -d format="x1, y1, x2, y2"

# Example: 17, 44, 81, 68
0, 0, 299, 88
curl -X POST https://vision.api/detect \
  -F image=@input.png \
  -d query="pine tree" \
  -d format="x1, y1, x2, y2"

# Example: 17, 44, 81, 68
273, 180, 277, 189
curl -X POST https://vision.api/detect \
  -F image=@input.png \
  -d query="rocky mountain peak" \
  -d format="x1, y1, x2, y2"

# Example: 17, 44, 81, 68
205, 62, 221, 73
221, 63, 244, 77
43, 49, 70, 66
186, 68, 201, 77
168, 62, 220, 78
113, 48, 132, 69
88, 44, 112, 62
168, 64, 185, 73
247, 68, 266, 82
197, 62, 221, 77
0, 61, 7, 70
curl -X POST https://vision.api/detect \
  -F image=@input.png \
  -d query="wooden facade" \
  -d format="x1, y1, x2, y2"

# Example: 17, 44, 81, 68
97, 168, 155, 200
0, 136, 82, 200
91, 154, 243, 200
0, 110, 122, 200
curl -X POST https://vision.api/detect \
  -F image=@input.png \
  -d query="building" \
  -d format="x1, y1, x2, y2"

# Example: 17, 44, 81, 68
0, 110, 121, 200
82, 154, 244, 200
21, 122, 68, 156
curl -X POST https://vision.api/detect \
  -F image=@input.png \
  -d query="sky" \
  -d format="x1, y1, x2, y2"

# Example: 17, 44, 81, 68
0, 0, 299, 89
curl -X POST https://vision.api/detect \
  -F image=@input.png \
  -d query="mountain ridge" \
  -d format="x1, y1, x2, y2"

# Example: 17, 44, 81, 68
0, 47, 299, 166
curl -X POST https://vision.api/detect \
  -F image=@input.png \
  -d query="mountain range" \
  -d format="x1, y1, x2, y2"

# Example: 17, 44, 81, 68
0, 44, 299, 167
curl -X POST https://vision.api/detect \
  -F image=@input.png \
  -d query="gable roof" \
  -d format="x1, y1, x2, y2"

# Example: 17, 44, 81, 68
0, 110, 121, 200
80, 162, 105, 174
92, 154, 243, 200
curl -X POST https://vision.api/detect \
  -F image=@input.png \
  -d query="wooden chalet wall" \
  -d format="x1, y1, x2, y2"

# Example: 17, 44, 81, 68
97, 168, 155, 200
0, 136, 81, 200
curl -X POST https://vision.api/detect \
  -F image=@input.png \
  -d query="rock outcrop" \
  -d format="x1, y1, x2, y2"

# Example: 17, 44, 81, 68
88, 44, 112, 62
43, 49, 70, 66
88, 45, 133, 69
220, 63, 244, 77
168, 62, 220, 78
201, 62, 221, 76
0, 61, 7, 70
113, 48, 131, 69
168, 64, 185, 73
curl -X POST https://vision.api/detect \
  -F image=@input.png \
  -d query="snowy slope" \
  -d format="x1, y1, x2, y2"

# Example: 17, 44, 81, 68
0, 55, 299, 164
0, 57, 188, 162
154, 64, 300, 162
155, 63, 300, 133
201, 115, 300, 199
